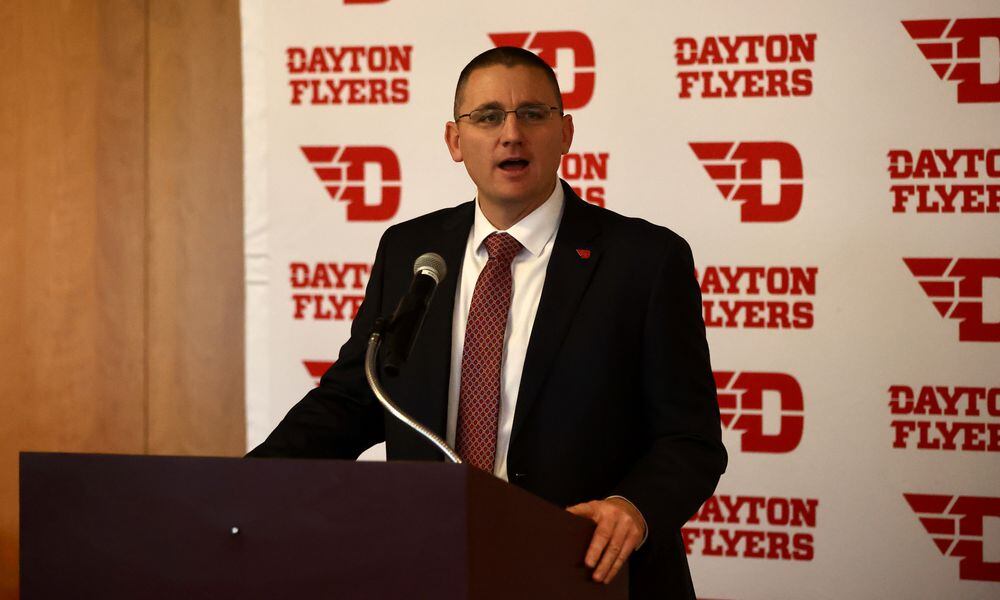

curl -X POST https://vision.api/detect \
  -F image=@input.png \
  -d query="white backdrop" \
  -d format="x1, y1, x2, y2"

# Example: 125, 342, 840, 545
241, 1, 1000, 597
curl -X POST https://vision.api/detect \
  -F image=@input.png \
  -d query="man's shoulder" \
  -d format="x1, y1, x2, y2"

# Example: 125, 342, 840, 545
382, 200, 474, 240
570, 195, 690, 254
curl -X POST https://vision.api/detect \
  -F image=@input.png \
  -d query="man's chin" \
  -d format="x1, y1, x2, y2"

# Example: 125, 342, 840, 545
488, 177, 557, 204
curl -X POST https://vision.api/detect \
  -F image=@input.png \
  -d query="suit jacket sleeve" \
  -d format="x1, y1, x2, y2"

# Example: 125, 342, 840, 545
245, 229, 393, 459
610, 233, 727, 538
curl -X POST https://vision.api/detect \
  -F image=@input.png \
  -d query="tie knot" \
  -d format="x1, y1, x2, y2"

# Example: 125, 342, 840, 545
484, 232, 522, 265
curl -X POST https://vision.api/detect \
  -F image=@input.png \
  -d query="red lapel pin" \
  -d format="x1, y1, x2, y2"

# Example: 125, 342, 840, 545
576, 248, 591, 259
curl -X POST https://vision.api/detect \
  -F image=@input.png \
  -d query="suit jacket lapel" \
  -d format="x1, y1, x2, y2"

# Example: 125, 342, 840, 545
409, 202, 473, 437
510, 183, 602, 445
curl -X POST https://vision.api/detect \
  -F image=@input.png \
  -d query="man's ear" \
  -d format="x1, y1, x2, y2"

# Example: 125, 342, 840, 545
560, 114, 575, 154
445, 121, 463, 162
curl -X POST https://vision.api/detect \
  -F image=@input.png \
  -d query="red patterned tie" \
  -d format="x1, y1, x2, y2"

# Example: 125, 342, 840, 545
457, 232, 523, 471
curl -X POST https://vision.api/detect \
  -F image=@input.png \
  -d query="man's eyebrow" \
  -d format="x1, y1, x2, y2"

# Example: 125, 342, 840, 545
468, 101, 504, 112
467, 99, 551, 112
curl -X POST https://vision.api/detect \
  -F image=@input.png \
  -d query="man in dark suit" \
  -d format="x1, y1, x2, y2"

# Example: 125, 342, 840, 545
249, 47, 726, 599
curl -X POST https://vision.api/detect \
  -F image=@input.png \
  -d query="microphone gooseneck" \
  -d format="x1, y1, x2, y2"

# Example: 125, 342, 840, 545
363, 252, 460, 463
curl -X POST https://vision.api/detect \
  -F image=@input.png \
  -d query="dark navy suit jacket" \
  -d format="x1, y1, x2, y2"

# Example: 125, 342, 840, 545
249, 181, 727, 599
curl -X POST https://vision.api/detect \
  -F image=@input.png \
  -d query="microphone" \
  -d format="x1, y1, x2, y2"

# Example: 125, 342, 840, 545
363, 251, 461, 462
382, 253, 447, 376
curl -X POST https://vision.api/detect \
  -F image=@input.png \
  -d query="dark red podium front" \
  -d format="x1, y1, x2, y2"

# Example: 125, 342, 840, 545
20, 452, 626, 599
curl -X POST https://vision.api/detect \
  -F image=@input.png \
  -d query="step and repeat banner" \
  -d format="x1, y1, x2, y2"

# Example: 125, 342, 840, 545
241, 1, 998, 597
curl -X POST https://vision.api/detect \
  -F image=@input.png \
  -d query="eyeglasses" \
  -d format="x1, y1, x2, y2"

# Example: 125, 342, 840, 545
455, 104, 562, 128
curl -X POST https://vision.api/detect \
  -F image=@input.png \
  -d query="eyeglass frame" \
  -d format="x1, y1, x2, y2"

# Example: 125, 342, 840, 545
454, 103, 563, 127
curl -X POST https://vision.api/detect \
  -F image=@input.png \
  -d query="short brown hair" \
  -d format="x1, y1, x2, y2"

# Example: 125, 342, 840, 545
453, 46, 563, 119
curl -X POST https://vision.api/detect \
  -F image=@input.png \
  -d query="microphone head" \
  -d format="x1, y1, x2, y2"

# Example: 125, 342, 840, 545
413, 252, 447, 284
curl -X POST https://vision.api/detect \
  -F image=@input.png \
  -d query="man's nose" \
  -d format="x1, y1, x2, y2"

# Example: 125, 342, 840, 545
499, 112, 525, 144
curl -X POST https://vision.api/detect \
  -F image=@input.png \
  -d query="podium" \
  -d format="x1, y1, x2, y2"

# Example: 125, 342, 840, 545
20, 452, 627, 599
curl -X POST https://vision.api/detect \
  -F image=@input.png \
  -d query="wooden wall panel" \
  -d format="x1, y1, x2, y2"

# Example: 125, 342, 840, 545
0, 1, 148, 596
146, 0, 245, 456
0, 0, 244, 595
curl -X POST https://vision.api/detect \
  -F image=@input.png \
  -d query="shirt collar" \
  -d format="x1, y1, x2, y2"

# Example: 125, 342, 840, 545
472, 180, 565, 258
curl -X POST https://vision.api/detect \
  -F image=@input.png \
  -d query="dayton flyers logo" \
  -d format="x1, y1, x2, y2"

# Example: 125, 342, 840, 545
902, 19, 1000, 103
488, 31, 595, 109
303, 360, 335, 386
301, 146, 400, 221
714, 371, 804, 453
689, 142, 803, 222
905, 493, 1000, 582
904, 258, 1000, 342
684, 494, 817, 561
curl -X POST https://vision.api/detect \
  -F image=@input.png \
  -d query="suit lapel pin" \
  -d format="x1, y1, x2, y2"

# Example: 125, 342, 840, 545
576, 248, 591, 259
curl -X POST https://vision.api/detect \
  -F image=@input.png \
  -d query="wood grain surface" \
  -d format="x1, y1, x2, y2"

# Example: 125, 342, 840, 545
0, 1, 244, 595
147, 0, 244, 456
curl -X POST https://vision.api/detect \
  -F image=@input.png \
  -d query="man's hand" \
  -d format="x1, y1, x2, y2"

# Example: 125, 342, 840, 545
566, 498, 646, 584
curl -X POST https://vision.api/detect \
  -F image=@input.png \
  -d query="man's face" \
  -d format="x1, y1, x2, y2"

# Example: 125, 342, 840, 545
445, 64, 573, 210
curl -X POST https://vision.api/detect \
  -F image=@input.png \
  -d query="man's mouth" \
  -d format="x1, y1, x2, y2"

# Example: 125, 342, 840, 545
498, 159, 530, 172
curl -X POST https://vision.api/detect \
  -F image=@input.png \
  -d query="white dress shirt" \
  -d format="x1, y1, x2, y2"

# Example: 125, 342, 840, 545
446, 182, 565, 481
444, 181, 648, 544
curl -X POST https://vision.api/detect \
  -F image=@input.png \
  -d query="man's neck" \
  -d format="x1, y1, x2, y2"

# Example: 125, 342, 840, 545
478, 179, 558, 230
